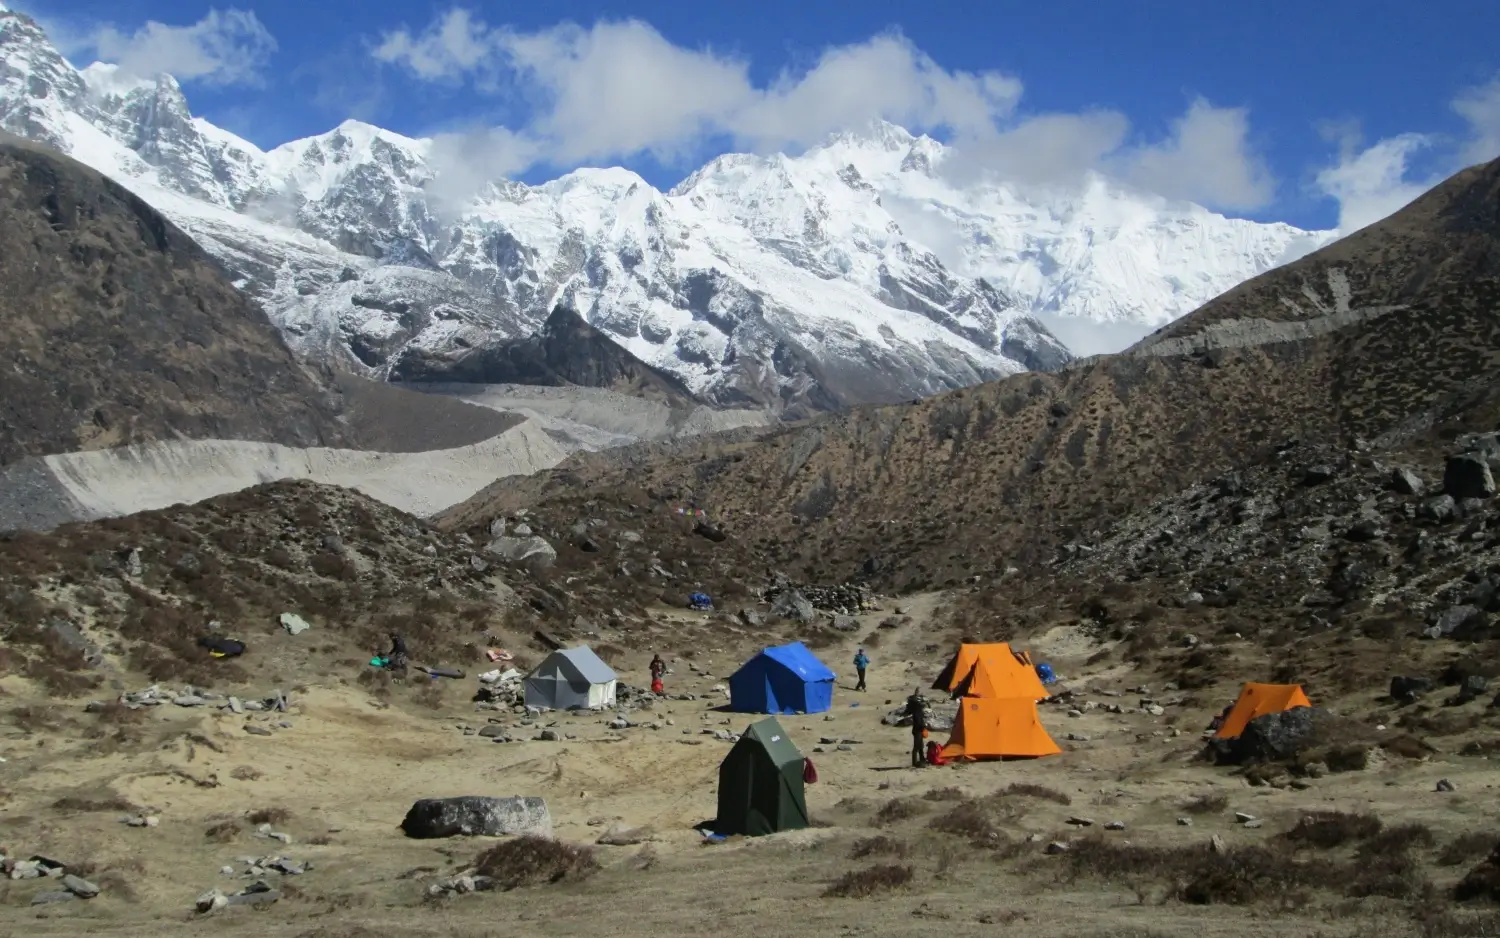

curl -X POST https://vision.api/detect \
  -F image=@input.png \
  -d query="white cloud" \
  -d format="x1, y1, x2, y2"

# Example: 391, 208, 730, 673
423, 126, 540, 210
1122, 100, 1274, 211
1315, 132, 1434, 233
373, 13, 1022, 169
75, 8, 277, 86
1452, 77, 1500, 167
1314, 74, 1500, 234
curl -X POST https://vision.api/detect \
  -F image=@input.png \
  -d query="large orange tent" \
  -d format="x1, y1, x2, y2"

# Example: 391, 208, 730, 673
940, 696, 1062, 760
1214, 683, 1313, 739
932, 643, 1048, 701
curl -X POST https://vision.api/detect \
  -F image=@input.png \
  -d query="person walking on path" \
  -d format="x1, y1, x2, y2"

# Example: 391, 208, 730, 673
904, 688, 929, 767
853, 648, 869, 691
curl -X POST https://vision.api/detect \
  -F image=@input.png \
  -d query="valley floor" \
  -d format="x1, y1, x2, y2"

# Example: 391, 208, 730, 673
0, 594, 1493, 938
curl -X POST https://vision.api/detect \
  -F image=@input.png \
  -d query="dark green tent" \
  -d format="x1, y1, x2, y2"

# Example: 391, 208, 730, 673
715, 716, 809, 836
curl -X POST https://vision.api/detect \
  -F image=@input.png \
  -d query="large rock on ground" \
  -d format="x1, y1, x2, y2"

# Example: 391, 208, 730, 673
769, 589, 815, 623
485, 535, 557, 572
399, 796, 551, 839
1445, 454, 1496, 500
1207, 706, 1338, 764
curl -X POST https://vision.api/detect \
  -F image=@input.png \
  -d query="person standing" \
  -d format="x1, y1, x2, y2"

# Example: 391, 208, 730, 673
904, 688, 928, 768
649, 653, 666, 695
853, 648, 870, 691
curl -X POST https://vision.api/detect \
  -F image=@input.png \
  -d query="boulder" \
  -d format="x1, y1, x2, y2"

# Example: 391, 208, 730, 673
278, 613, 311, 636
1444, 454, 1496, 500
399, 796, 551, 839
1391, 467, 1425, 495
769, 590, 815, 623
1423, 605, 1487, 640
1420, 495, 1457, 523
1389, 676, 1433, 702
485, 535, 557, 572
1207, 706, 1337, 764
737, 608, 765, 628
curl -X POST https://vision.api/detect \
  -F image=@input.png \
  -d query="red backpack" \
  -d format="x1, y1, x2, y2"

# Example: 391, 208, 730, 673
803, 758, 818, 784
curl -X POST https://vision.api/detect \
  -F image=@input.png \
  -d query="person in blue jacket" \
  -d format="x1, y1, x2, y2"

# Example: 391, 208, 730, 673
853, 648, 870, 691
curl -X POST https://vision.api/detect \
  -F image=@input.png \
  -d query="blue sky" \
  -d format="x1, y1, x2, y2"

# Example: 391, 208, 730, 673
21, 0, 1500, 231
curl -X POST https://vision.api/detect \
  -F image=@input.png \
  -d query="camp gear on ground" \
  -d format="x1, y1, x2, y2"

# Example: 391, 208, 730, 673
934, 643, 1049, 701
802, 758, 818, 784
688, 592, 714, 610
416, 666, 465, 679
941, 697, 1062, 760
715, 717, 809, 836
485, 649, 513, 663
1036, 662, 1057, 684
524, 646, 619, 710
198, 636, 245, 658
651, 677, 665, 695
1214, 683, 1312, 739
926, 740, 947, 766
370, 656, 388, 668
727, 642, 836, 714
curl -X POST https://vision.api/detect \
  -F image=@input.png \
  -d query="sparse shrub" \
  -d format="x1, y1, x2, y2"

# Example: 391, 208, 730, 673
247, 807, 290, 825
52, 794, 135, 813
823, 864, 914, 898
1442, 833, 1500, 867
472, 835, 599, 889
1359, 823, 1435, 858
922, 787, 966, 802
1001, 782, 1071, 805
850, 835, 908, 859
1281, 811, 1383, 850
205, 820, 241, 842
874, 797, 925, 826
929, 801, 999, 842
230, 765, 263, 781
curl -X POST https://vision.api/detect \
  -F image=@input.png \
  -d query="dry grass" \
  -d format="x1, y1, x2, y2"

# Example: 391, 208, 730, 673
1442, 833, 1500, 867
230, 765, 264, 781
822, 864, 914, 898
1182, 792, 1229, 814
205, 820, 241, 843
472, 836, 599, 890
51, 794, 136, 813
921, 786, 967, 802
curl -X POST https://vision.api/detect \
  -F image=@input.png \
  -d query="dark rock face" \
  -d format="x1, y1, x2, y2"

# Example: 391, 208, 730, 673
391, 305, 700, 407
1445, 454, 1496, 500
0, 135, 348, 465
1389, 676, 1434, 703
399, 796, 551, 839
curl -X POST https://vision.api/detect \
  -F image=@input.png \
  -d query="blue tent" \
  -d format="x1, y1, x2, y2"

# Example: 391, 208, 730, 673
728, 642, 836, 714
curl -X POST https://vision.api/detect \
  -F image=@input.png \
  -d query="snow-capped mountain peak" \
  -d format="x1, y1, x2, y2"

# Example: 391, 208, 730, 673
0, 8, 1335, 414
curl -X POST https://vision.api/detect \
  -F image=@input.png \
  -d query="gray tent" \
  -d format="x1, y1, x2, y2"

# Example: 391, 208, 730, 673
523, 646, 619, 710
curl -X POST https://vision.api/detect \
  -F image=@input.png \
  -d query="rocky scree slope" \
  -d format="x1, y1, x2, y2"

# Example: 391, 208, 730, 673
0, 481, 527, 693
392, 304, 701, 410
0, 7, 1332, 413
0, 133, 349, 466
443, 156, 1500, 592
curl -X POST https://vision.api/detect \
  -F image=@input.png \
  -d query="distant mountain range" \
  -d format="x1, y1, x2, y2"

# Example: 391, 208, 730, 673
0, 5, 1335, 414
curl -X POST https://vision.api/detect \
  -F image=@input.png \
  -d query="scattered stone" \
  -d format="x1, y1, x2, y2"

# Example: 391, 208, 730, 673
244, 725, 273, 736
1176, 817, 1192, 826
1210, 834, 1228, 854
596, 825, 651, 846
1235, 812, 1257, 824
1066, 817, 1095, 827
1390, 676, 1434, 702
31, 891, 77, 905
1421, 494, 1458, 523
1044, 842, 1069, 855
278, 613, 311, 636
399, 796, 552, 839
1436, 779, 1456, 792
1104, 821, 1126, 831
1244, 820, 1264, 829
1392, 467, 1425, 495
62, 874, 100, 898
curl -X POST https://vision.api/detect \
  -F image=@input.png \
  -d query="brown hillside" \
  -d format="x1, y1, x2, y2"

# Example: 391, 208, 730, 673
440, 156, 1500, 592
0, 133, 349, 464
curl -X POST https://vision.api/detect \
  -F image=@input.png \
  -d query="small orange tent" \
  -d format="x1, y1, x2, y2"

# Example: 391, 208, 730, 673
933, 643, 1048, 701
1214, 683, 1313, 739
941, 697, 1062, 760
